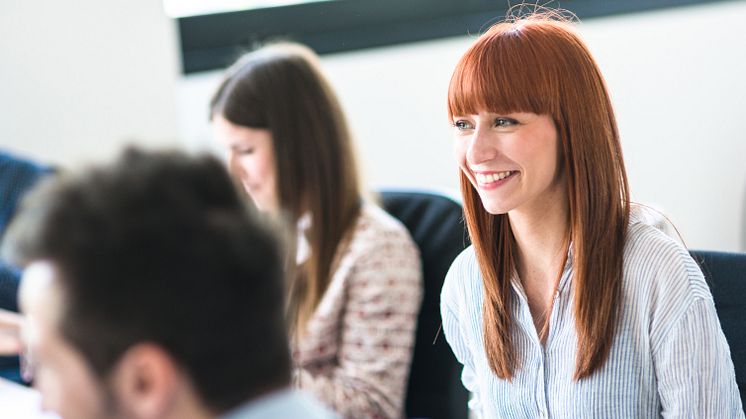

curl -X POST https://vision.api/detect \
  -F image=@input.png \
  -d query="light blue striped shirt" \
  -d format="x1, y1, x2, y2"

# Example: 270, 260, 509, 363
441, 217, 744, 418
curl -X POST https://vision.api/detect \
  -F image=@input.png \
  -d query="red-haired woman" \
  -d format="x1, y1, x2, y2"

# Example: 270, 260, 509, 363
440, 13, 743, 418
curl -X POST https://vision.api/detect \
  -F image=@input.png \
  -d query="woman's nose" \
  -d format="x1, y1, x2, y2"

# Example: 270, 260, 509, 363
466, 129, 498, 165
226, 152, 245, 179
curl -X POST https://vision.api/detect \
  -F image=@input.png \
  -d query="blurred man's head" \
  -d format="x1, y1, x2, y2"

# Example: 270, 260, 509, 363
3, 148, 290, 419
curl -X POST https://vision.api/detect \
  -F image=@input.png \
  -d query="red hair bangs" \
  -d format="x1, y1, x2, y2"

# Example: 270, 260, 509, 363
447, 21, 581, 121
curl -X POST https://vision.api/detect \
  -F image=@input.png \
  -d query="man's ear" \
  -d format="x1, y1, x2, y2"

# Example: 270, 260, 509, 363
109, 343, 180, 419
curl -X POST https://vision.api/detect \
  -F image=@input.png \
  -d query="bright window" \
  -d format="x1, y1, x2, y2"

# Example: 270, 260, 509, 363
164, 0, 335, 18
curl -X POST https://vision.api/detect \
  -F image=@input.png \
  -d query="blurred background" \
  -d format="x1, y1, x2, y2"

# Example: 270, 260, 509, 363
1, 0, 744, 252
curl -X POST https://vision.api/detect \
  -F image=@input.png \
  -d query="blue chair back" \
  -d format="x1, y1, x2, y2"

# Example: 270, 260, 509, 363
380, 190, 469, 419
0, 151, 52, 383
690, 249, 746, 405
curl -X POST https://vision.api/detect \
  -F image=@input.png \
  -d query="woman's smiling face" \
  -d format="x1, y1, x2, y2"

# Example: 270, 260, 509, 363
212, 114, 279, 213
452, 111, 565, 217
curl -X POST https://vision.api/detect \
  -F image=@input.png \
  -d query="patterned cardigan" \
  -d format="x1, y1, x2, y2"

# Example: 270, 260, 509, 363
292, 203, 423, 419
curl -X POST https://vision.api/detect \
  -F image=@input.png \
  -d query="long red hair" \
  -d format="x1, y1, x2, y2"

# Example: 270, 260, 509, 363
447, 15, 630, 380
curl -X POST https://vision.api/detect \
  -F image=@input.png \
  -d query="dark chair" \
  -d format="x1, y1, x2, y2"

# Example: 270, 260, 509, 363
379, 189, 470, 419
0, 150, 53, 383
690, 250, 746, 405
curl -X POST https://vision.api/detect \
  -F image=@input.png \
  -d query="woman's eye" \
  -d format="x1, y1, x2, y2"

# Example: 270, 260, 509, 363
453, 120, 473, 130
495, 118, 518, 127
236, 148, 254, 155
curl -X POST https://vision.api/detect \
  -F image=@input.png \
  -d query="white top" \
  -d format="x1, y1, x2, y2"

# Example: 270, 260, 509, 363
220, 389, 338, 419
0, 377, 59, 418
440, 215, 744, 418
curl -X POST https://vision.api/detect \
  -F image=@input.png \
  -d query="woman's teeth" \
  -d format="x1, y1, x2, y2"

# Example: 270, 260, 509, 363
476, 171, 514, 184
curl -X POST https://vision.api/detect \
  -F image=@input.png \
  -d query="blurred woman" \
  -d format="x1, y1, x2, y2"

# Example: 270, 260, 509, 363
440, 12, 743, 418
210, 43, 422, 419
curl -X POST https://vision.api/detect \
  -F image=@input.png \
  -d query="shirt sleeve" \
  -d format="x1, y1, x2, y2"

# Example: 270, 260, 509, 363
296, 231, 423, 419
440, 253, 483, 418
654, 297, 745, 418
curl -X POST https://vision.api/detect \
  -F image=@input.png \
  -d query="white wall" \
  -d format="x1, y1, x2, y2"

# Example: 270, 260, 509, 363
179, 1, 746, 252
1, 1, 745, 251
582, 4, 746, 253
0, 0, 181, 166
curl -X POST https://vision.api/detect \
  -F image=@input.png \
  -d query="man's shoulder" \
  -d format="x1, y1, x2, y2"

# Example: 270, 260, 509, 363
221, 389, 339, 419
